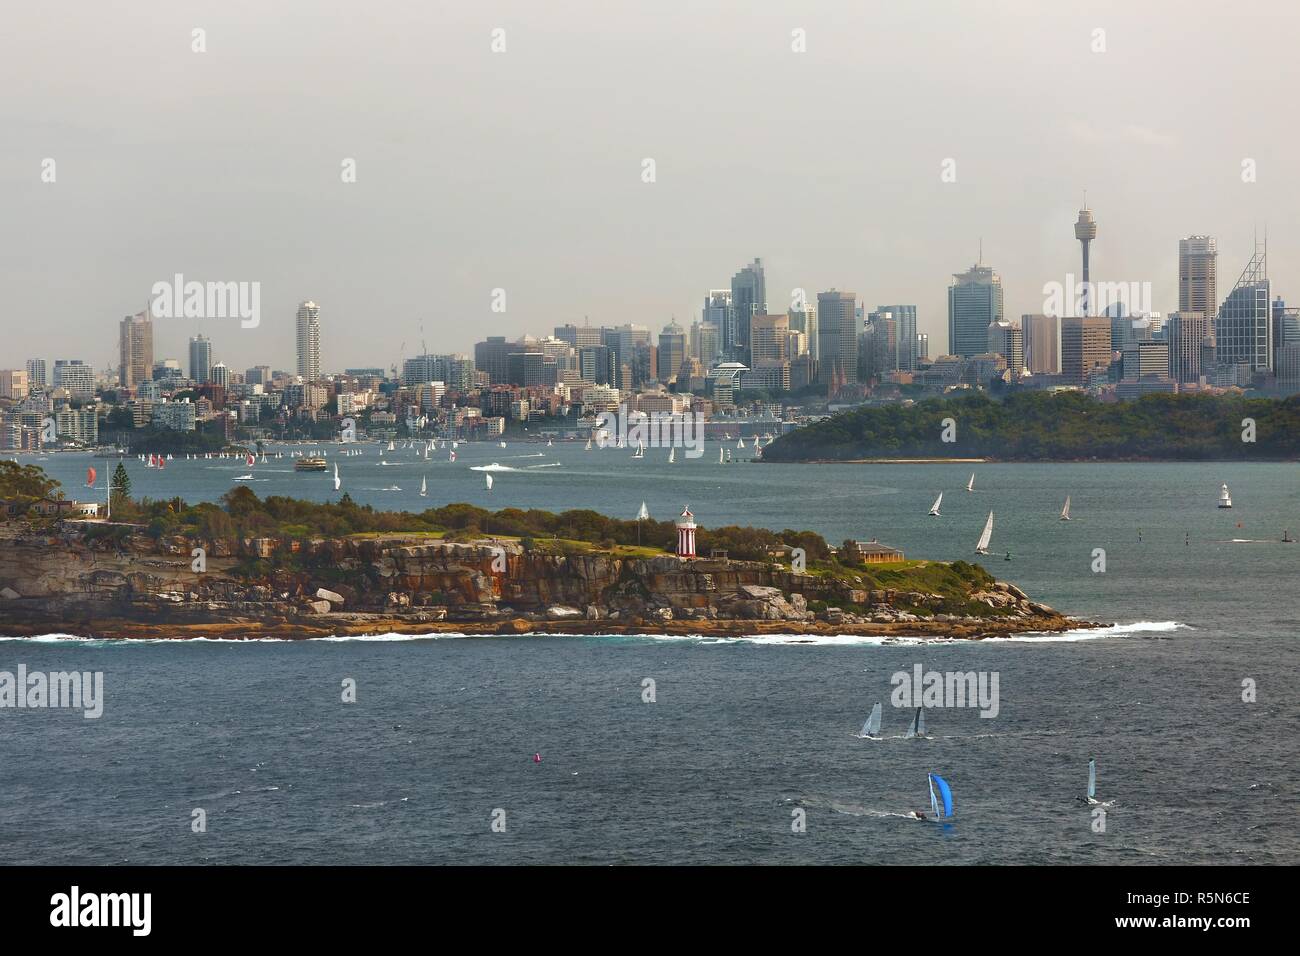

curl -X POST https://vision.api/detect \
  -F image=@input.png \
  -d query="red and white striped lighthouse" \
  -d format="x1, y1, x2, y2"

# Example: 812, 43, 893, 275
675, 505, 697, 558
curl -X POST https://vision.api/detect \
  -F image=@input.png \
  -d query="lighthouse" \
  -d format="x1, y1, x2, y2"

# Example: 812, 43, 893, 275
675, 506, 697, 558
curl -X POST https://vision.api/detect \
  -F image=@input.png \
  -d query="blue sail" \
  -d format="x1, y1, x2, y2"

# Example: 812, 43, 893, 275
928, 773, 954, 818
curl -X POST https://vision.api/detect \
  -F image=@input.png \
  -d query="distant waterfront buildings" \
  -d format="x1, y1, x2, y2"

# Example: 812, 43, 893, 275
1022, 314, 1059, 374
296, 301, 322, 381
118, 310, 153, 389
0, 369, 28, 400
948, 263, 1004, 358
52, 360, 94, 403
188, 334, 213, 384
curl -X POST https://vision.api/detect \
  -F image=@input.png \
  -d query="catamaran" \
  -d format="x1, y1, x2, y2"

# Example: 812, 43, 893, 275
966, 473, 975, 492
1218, 483, 1232, 508
1060, 496, 1071, 521
859, 703, 883, 738
904, 707, 927, 739
929, 492, 943, 517
975, 511, 994, 555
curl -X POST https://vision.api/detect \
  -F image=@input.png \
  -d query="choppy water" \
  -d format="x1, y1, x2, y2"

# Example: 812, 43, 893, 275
2, 444, 1297, 863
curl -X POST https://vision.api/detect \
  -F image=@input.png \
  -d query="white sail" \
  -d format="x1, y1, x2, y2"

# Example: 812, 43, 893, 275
636, 501, 650, 520
966, 473, 975, 492
904, 707, 924, 738
737, 438, 746, 449
975, 511, 994, 554
929, 492, 943, 516
719, 448, 724, 464
585, 439, 592, 451
1087, 758, 1097, 802
419, 476, 427, 497
668, 447, 676, 463
861, 702, 882, 737
485, 473, 493, 490
333, 463, 341, 492
1060, 496, 1071, 521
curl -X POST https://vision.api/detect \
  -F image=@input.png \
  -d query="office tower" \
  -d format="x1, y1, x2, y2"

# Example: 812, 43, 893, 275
916, 333, 929, 362
119, 310, 154, 389
209, 363, 231, 388
948, 263, 1004, 357
188, 334, 213, 384
690, 321, 721, 365
474, 336, 514, 384
1216, 239, 1271, 373
702, 289, 732, 356
817, 290, 858, 386
1021, 314, 1059, 374
1166, 312, 1211, 383
52, 359, 95, 402
506, 351, 546, 388
0, 369, 28, 400
296, 300, 321, 380
787, 300, 818, 359
749, 314, 791, 363
1060, 317, 1112, 386
871, 305, 917, 371
152, 359, 183, 384
554, 323, 604, 348
657, 321, 687, 383
26, 359, 47, 389
1179, 236, 1218, 328
987, 320, 1024, 376
1074, 205, 1098, 316
862, 310, 898, 380
1121, 340, 1170, 381
728, 258, 766, 361
1274, 297, 1300, 347
578, 345, 617, 385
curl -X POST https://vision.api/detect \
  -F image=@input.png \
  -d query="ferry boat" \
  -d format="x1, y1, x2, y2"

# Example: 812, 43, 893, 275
294, 457, 329, 472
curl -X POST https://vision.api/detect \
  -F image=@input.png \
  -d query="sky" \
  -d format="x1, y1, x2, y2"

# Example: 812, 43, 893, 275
2, 0, 1297, 375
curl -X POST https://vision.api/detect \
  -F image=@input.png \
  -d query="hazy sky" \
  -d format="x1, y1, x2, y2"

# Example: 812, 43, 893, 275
3, 0, 1297, 375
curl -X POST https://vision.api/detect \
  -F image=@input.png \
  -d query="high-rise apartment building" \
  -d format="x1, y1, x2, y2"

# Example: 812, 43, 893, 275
189, 334, 213, 384
25, 359, 47, 389
119, 310, 154, 389
296, 300, 322, 380
53, 360, 95, 402
1179, 236, 1218, 328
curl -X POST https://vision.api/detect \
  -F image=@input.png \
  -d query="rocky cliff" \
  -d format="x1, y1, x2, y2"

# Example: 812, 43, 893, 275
0, 525, 1087, 640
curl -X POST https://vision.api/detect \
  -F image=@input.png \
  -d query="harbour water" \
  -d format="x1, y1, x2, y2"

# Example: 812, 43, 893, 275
2, 443, 1297, 864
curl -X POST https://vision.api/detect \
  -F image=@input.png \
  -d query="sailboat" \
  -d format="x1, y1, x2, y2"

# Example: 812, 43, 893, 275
419, 475, 427, 497
718, 447, 725, 464
1060, 496, 1071, 521
904, 707, 927, 739
585, 439, 592, 451
859, 703, 883, 738
737, 437, 746, 449
725, 449, 733, 463
1087, 758, 1098, 804
387, 441, 395, 452
668, 447, 676, 463
966, 473, 975, 492
926, 772, 954, 822
636, 501, 650, 521
928, 492, 943, 517
1218, 483, 1232, 508
632, 441, 644, 460
975, 511, 994, 555
333, 463, 341, 492
485, 473, 493, 491
1284, 529, 1294, 543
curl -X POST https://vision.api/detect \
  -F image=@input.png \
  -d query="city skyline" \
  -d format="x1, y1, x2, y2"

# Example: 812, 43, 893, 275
3, 2, 1297, 372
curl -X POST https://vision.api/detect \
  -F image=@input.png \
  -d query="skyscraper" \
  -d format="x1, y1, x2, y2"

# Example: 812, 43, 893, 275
1074, 205, 1098, 316
657, 320, 686, 383
948, 264, 1004, 358
119, 310, 153, 389
296, 300, 321, 381
188, 334, 212, 384
1166, 312, 1211, 383
1022, 314, 1059, 374
1216, 239, 1271, 373
53, 360, 94, 403
987, 320, 1024, 376
873, 305, 917, 371
817, 290, 858, 386
728, 259, 766, 362
1179, 236, 1218, 328
749, 314, 791, 363
1060, 317, 1111, 386
787, 300, 818, 360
